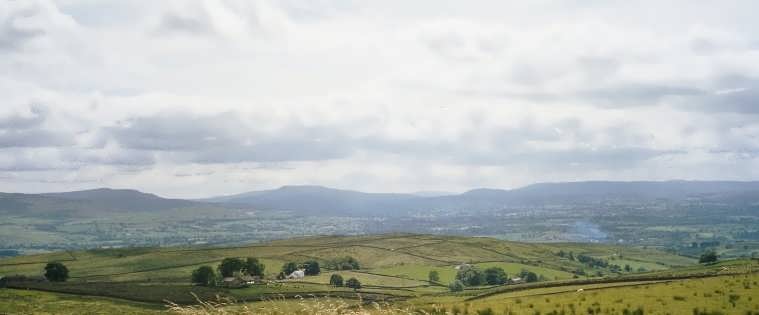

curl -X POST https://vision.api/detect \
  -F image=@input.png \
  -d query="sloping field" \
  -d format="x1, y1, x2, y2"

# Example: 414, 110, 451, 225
2, 233, 734, 314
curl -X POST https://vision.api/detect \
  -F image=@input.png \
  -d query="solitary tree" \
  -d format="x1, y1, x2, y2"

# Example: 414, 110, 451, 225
281, 262, 299, 276
345, 277, 362, 290
329, 274, 344, 287
428, 270, 440, 282
244, 257, 265, 276
191, 266, 217, 286
44, 262, 69, 282
483, 267, 507, 285
218, 258, 246, 277
699, 250, 718, 264
303, 260, 321, 276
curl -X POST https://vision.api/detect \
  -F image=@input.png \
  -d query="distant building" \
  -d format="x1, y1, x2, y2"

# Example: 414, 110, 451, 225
510, 277, 524, 284
287, 269, 305, 280
454, 263, 472, 270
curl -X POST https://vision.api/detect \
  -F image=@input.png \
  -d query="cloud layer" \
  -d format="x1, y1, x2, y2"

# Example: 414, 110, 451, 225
2, 0, 759, 197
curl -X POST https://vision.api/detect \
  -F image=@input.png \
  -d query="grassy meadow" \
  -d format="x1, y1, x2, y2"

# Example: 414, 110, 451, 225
1, 233, 757, 314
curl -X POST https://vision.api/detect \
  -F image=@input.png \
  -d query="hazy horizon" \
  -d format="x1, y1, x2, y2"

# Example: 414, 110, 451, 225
3, 1, 759, 198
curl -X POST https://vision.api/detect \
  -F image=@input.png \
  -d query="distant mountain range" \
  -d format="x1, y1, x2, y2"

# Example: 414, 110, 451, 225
0, 188, 212, 217
2, 181, 759, 217
202, 180, 759, 216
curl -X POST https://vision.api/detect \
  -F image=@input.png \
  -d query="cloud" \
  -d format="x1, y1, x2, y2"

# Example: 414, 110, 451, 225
2, 1, 759, 196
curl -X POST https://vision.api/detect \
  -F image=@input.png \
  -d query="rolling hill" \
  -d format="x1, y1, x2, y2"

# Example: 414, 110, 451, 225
2, 233, 756, 314
202, 180, 759, 216
0, 188, 217, 217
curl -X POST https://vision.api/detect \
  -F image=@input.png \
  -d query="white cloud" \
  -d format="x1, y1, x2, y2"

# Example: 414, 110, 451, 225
1, 0, 759, 197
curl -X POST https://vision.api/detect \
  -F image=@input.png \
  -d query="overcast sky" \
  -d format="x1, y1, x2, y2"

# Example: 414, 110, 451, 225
2, 0, 759, 198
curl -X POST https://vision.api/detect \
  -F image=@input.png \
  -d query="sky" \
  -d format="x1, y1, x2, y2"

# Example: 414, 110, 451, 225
2, 0, 759, 198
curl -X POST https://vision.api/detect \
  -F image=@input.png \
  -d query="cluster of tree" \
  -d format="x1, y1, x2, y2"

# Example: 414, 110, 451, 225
518, 269, 538, 283
44, 262, 69, 282
450, 266, 516, 291
191, 257, 266, 287
328, 274, 361, 290
325, 256, 360, 270
218, 257, 266, 277
576, 254, 609, 268
699, 250, 718, 264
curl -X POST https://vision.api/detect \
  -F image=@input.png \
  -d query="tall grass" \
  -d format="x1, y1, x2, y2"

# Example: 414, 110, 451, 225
166, 293, 426, 315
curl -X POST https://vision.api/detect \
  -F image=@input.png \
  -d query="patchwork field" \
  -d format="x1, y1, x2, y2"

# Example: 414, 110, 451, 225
1, 233, 757, 314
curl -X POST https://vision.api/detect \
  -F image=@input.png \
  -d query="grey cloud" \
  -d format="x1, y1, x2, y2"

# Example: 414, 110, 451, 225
0, 7, 46, 51
105, 112, 355, 163
0, 104, 74, 148
156, 13, 213, 36
0, 103, 48, 129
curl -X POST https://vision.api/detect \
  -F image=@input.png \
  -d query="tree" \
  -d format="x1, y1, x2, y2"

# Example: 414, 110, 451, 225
448, 280, 464, 292
303, 260, 321, 276
428, 270, 440, 282
218, 258, 245, 277
699, 250, 718, 264
624, 264, 632, 272
329, 274, 344, 287
281, 262, 299, 276
191, 266, 217, 286
483, 267, 507, 285
345, 277, 361, 290
519, 270, 538, 283
327, 256, 360, 270
244, 257, 265, 277
44, 262, 69, 282
456, 267, 485, 286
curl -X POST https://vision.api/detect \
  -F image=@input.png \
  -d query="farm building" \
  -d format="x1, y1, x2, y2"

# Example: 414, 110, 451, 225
287, 269, 305, 280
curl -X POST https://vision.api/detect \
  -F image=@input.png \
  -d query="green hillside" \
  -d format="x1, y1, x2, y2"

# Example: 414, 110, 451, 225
1, 234, 757, 314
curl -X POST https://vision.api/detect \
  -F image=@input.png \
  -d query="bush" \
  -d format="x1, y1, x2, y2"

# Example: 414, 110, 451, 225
345, 277, 361, 290
191, 266, 217, 287
448, 280, 464, 292
428, 270, 440, 282
303, 260, 321, 275
329, 274, 344, 287
699, 251, 718, 264
44, 262, 69, 282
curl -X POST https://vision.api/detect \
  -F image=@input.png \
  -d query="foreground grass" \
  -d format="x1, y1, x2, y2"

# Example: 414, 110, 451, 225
0, 289, 164, 315
409, 273, 759, 315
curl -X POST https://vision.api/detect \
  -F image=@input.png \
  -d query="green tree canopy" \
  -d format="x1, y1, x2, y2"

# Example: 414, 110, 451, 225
519, 270, 538, 283
428, 270, 440, 282
244, 257, 265, 276
281, 262, 299, 275
483, 267, 507, 285
345, 277, 361, 290
326, 256, 360, 270
329, 274, 344, 287
44, 262, 69, 282
218, 258, 245, 277
191, 266, 217, 287
302, 260, 321, 276
448, 280, 464, 292
699, 250, 718, 264
456, 266, 485, 286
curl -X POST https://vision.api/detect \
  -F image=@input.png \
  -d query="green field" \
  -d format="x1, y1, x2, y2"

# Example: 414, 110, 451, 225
1, 233, 757, 314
